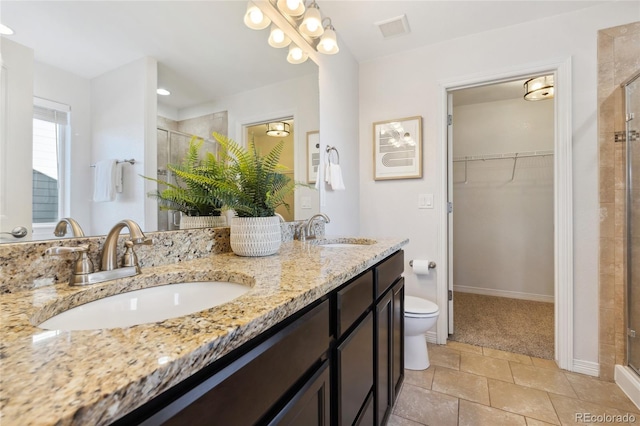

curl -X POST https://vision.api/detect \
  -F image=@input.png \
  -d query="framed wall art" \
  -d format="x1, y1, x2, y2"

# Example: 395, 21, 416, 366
307, 131, 320, 183
373, 116, 422, 180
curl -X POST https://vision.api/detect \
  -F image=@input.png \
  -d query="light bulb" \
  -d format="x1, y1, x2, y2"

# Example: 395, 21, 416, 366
273, 29, 284, 43
286, 0, 299, 10
300, 5, 324, 38
287, 43, 308, 64
307, 20, 319, 33
250, 8, 263, 24
244, 2, 271, 30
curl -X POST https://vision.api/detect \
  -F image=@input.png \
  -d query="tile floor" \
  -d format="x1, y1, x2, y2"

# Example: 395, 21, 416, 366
389, 341, 640, 425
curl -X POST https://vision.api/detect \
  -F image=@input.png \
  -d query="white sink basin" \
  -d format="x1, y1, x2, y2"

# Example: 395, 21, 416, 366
38, 282, 250, 330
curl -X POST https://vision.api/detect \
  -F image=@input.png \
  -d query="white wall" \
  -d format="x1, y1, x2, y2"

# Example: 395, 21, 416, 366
317, 47, 360, 235
91, 57, 157, 235
179, 73, 320, 221
33, 62, 92, 233
358, 2, 639, 365
0, 39, 33, 239
452, 98, 554, 300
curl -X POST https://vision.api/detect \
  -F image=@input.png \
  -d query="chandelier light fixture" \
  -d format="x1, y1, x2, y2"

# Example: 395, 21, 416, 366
244, 0, 339, 64
266, 122, 291, 137
523, 75, 554, 101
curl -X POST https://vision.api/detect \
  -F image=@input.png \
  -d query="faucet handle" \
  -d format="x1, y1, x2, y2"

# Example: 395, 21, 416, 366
45, 244, 90, 256
45, 245, 94, 276
134, 237, 153, 246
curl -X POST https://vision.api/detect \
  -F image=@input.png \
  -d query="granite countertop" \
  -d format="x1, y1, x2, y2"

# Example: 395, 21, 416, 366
0, 237, 408, 425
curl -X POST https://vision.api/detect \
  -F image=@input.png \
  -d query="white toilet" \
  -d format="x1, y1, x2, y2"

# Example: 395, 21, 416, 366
404, 295, 440, 370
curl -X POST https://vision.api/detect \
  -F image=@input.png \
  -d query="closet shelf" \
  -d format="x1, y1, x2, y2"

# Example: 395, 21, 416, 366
453, 150, 554, 184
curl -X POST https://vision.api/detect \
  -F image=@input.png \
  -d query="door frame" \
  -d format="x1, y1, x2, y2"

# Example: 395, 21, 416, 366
437, 57, 574, 370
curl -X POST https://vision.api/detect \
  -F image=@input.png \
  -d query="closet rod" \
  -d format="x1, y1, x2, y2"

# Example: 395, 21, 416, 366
452, 150, 554, 163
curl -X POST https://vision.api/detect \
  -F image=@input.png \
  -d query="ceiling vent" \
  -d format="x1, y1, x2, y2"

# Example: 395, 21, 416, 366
375, 14, 411, 39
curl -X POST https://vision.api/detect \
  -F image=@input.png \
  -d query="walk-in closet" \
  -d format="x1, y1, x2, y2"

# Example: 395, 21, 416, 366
448, 78, 555, 359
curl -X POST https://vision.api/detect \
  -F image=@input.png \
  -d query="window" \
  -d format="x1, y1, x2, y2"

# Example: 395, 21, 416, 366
32, 98, 69, 226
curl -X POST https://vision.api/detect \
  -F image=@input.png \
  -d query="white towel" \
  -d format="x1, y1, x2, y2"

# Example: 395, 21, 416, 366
328, 163, 345, 191
93, 159, 117, 202
115, 163, 124, 193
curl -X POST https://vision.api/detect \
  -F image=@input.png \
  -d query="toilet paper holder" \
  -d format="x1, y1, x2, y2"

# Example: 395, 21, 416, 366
409, 260, 437, 269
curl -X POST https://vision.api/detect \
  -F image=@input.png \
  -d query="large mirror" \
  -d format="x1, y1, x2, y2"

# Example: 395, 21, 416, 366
0, 1, 320, 242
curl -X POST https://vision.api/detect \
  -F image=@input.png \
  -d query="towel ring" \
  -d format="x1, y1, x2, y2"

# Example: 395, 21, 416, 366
326, 146, 340, 165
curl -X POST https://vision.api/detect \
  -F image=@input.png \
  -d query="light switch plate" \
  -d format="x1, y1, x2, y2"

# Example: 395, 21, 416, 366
418, 193, 433, 209
301, 196, 311, 209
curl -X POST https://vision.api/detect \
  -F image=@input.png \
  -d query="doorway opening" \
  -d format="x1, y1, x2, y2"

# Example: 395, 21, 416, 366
246, 117, 295, 222
447, 78, 555, 359
438, 59, 573, 369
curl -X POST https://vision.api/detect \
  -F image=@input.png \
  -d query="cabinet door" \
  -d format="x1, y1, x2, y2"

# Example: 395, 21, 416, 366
392, 278, 405, 400
268, 361, 330, 426
375, 290, 393, 426
336, 311, 374, 426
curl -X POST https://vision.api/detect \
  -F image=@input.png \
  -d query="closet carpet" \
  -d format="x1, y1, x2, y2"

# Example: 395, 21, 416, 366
449, 292, 555, 360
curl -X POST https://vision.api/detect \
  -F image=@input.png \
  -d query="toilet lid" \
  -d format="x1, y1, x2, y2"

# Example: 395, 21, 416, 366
405, 296, 439, 314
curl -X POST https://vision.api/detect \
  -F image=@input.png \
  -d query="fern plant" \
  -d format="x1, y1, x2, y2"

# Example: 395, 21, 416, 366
142, 136, 225, 216
214, 132, 295, 217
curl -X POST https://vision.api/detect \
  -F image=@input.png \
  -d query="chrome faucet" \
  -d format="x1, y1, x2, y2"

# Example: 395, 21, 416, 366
54, 218, 85, 237
302, 213, 330, 240
101, 219, 151, 271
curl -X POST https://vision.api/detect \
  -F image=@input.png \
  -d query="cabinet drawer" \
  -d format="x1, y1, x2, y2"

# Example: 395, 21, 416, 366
375, 250, 404, 298
336, 270, 373, 339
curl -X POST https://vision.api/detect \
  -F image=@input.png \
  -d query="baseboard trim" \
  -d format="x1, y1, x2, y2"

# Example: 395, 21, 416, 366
453, 285, 554, 303
572, 359, 600, 377
425, 330, 437, 344
615, 365, 640, 410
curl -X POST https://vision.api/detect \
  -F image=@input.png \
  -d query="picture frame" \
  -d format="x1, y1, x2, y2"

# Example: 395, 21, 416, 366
373, 116, 422, 180
307, 131, 320, 184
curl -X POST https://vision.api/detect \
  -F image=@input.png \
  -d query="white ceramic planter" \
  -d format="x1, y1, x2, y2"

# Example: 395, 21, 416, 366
179, 214, 227, 230
230, 216, 282, 257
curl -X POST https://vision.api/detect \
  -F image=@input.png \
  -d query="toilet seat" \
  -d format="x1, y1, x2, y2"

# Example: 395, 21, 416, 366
405, 296, 439, 317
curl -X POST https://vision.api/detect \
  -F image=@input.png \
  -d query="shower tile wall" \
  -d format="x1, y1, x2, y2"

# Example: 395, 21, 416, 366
598, 21, 640, 381
156, 112, 228, 231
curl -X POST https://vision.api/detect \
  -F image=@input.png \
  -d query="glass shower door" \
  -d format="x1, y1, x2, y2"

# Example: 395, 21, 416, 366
626, 72, 640, 374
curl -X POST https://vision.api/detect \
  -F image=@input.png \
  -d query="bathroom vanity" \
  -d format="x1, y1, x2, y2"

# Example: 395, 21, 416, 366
0, 235, 407, 425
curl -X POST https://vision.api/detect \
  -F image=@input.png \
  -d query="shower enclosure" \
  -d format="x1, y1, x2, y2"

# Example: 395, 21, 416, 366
156, 128, 218, 231
626, 72, 640, 375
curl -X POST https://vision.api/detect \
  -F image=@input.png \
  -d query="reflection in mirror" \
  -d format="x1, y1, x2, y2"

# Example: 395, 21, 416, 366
248, 119, 295, 222
0, 1, 319, 242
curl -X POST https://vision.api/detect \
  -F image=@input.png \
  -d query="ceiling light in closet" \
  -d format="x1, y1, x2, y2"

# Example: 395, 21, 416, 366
157, 88, 171, 96
266, 122, 290, 137
524, 75, 554, 101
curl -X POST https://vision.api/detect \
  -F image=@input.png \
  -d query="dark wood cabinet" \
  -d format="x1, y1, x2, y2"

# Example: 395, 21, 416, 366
392, 278, 405, 399
268, 360, 331, 426
374, 252, 405, 426
336, 311, 374, 425
376, 290, 393, 425
115, 250, 405, 426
